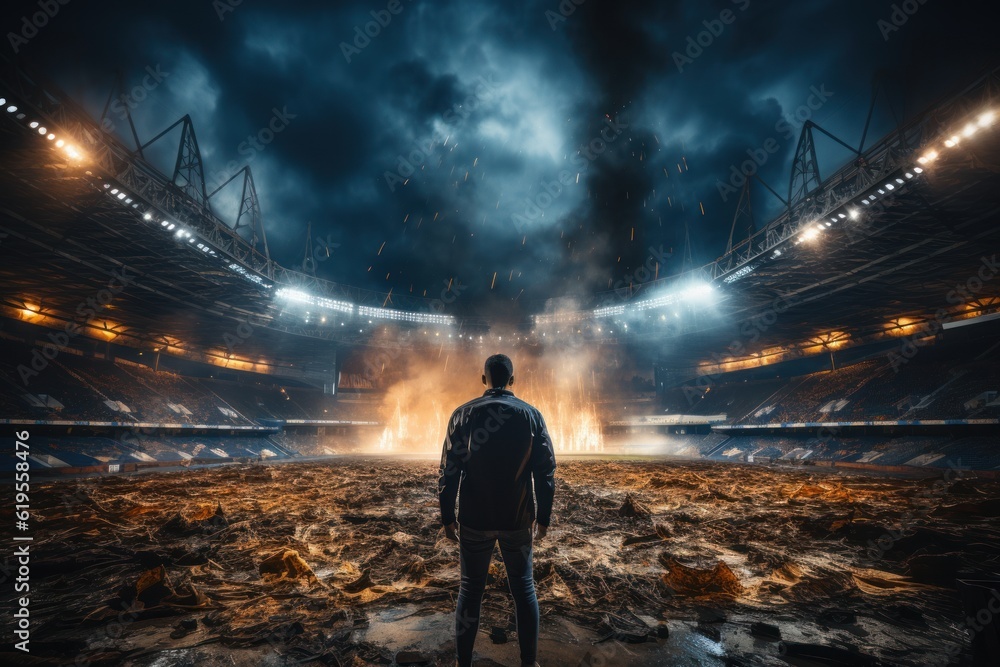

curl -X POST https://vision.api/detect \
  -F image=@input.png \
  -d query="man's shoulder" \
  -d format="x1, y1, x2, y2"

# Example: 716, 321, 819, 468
450, 395, 491, 419
450, 393, 539, 418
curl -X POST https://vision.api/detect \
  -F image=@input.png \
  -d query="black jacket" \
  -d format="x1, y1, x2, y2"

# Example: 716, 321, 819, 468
438, 388, 556, 531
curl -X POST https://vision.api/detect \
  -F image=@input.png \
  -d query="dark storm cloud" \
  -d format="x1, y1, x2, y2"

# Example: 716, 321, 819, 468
6, 0, 993, 318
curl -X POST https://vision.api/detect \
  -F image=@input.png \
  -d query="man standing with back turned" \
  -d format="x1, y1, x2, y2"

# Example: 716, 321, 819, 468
438, 354, 557, 667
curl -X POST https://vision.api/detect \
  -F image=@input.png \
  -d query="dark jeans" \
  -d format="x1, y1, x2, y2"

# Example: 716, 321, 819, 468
456, 525, 538, 667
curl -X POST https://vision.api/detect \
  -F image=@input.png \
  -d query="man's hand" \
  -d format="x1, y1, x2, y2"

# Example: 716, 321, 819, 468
534, 522, 548, 543
444, 522, 459, 542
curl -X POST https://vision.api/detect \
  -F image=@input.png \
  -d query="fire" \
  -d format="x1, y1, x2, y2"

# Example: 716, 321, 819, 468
373, 391, 605, 453
362, 343, 606, 454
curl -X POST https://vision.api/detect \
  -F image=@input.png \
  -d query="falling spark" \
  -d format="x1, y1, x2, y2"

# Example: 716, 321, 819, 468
491, 272, 497, 290
700, 201, 705, 215
377, 241, 386, 255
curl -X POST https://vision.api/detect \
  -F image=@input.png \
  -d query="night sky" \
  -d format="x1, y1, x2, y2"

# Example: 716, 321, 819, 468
4, 0, 992, 318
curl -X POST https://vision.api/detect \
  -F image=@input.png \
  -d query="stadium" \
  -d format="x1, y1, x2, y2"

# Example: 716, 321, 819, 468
2, 1, 999, 665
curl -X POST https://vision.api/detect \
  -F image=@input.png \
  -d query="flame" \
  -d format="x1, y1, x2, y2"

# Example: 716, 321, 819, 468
361, 342, 605, 454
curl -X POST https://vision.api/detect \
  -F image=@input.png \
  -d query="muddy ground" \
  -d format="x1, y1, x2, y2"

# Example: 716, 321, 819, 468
4, 456, 999, 666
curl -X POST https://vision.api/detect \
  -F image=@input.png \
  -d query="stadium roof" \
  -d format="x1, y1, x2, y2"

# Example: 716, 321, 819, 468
2, 58, 999, 372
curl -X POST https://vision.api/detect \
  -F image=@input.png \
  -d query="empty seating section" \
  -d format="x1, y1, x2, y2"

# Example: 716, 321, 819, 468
701, 435, 998, 469
0, 339, 385, 426
666, 347, 1000, 425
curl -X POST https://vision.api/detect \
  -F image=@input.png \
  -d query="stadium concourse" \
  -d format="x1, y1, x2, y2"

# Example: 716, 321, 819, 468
3, 50, 1000, 666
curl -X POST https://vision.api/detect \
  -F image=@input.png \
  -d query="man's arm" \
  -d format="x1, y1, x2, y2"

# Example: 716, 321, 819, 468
530, 411, 557, 528
437, 410, 464, 527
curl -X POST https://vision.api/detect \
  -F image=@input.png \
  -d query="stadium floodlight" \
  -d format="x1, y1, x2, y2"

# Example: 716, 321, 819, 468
918, 151, 937, 164
944, 138, 956, 148
5, 105, 15, 113
838, 213, 847, 219
825, 221, 832, 227
801, 227, 820, 242
681, 283, 714, 301
593, 303, 626, 318
884, 183, 894, 191
905, 172, 913, 179
143, 213, 153, 221
276, 288, 312, 303
110, 188, 119, 194
46, 133, 55, 140
37, 126, 46, 135
167, 223, 176, 230
848, 208, 859, 219
0, 97, 4, 105
55, 139, 64, 148
895, 178, 904, 184
29, 121, 38, 128
978, 111, 995, 127
962, 124, 977, 138
358, 304, 453, 324
913, 167, 924, 174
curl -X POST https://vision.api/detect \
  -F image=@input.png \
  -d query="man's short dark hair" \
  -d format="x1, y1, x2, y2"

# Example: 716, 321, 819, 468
484, 354, 514, 388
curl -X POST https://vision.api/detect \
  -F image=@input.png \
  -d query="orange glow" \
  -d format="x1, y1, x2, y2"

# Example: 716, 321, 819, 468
365, 343, 606, 454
